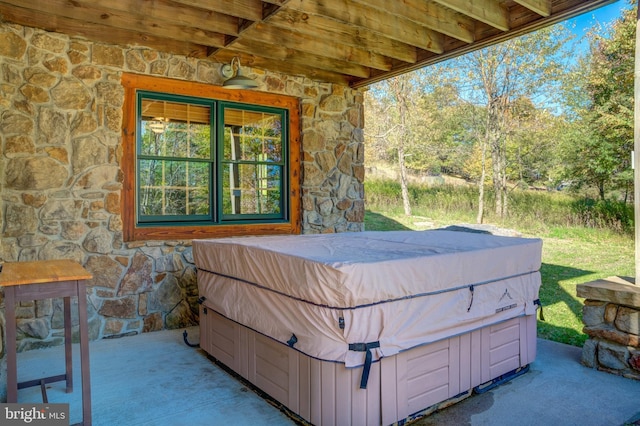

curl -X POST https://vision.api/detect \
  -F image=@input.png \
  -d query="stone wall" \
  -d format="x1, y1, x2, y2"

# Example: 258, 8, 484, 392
577, 276, 640, 380
0, 22, 365, 355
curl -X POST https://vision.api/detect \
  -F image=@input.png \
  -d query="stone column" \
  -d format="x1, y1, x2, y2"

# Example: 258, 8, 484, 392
577, 276, 640, 380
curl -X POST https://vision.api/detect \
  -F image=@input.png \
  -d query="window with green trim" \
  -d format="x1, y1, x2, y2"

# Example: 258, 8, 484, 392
137, 91, 289, 226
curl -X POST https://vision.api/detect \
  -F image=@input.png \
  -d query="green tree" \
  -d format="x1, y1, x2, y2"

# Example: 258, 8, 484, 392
365, 74, 416, 216
365, 67, 461, 216
451, 24, 574, 221
563, 3, 635, 200
410, 82, 472, 177
505, 97, 567, 188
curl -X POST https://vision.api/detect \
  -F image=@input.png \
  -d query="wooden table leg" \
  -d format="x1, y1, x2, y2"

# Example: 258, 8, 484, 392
76, 280, 92, 426
64, 296, 73, 393
5, 286, 17, 402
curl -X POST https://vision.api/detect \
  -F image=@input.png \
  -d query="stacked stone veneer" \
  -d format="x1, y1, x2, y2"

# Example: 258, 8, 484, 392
577, 276, 640, 380
0, 21, 365, 356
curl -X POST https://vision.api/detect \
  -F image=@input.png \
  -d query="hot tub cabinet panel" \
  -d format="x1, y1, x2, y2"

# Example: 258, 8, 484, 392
200, 308, 537, 425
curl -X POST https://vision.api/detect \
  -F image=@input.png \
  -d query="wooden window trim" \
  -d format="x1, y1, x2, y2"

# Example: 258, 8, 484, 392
121, 73, 301, 241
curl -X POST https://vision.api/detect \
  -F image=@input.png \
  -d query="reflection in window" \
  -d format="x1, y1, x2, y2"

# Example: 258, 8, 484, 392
223, 109, 282, 162
138, 98, 212, 220
222, 163, 281, 215
222, 108, 284, 218
139, 159, 210, 216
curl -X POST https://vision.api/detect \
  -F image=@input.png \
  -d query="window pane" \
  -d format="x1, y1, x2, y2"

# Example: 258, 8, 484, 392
140, 99, 211, 159
223, 108, 282, 162
222, 164, 281, 215
139, 159, 210, 217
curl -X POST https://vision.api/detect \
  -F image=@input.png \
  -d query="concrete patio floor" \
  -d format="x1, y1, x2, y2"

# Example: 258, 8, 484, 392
14, 326, 640, 426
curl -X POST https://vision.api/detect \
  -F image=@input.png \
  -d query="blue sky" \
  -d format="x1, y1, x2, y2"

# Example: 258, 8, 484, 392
570, 0, 626, 29
560, 1, 630, 57
566, 1, 628, 41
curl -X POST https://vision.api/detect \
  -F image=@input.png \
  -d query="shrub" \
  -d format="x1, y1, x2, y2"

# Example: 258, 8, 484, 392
364, 178, 634, 235
570, 198, 634, 233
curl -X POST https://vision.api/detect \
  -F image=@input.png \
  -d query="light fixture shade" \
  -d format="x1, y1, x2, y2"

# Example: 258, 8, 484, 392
221, 57, 258, 89
148, 117, 167, 134
223, 69, 259, 89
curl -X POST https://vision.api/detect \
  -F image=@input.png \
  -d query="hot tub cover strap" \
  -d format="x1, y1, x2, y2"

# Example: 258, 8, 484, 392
348, 341, 381, 389
534, 298, 545, 321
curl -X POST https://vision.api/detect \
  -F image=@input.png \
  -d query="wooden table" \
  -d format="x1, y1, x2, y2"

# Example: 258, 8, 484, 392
0, 259, 93, 426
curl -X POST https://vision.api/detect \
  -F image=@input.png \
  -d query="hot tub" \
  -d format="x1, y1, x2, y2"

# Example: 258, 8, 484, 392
194, 230, 542, 425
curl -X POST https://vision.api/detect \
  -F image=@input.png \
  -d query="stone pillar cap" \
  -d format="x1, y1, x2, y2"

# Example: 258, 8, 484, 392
577, 276, 640, 308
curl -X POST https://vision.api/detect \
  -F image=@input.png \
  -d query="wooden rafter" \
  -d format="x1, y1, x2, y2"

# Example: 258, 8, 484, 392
267, 9, 418, 63
432, 0, 510, 31
351, 0, 476, 44
515, 0, 552, 17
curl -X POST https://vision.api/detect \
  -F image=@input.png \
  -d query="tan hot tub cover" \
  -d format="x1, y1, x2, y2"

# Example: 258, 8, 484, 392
194, 230, 542, 370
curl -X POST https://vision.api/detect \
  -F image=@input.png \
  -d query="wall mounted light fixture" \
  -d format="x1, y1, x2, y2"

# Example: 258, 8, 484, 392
221, 57, 258, 89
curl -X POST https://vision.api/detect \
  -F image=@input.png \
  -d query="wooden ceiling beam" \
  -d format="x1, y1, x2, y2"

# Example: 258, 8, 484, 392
0, 4, 208, 57
268, 8, 418, 63
240, 22, 392, 71
168, 0, 264, 22
432, 0, 510, 31
136, 0, 236, 32
514, 0, 552, 17
351, 0, 475, 44
3, 0, 238, 37
284, 0, 444, 53
0, 0, 229, 48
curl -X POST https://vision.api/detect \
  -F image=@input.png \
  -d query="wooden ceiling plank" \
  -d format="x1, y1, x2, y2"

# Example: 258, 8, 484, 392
350, 0, 475, 44
241, 22, 393, 71
0, 0, 227, 47
60, 0, 240, 35
168, 0, 264, 22
432, 0, 510, 31
514, 0, 552, 17
269, 8, 417, 63
0, 4, 207, 57
0, 0, 239, 37
284, 0, 444, 53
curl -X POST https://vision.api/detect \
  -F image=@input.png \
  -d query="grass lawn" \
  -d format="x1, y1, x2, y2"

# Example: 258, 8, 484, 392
536, 226, 634, 346
364, 209, 635, 347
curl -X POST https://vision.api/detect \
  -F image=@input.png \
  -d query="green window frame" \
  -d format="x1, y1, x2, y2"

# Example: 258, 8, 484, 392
121, 73, 301, 242
136, 91, 289, 227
